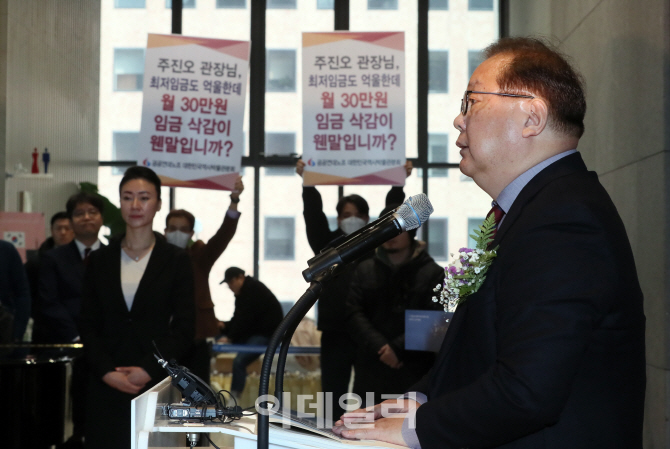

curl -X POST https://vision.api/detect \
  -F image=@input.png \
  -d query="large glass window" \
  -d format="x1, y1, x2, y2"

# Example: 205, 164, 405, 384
469, 0, 494, 11
100, 0, 499, 323
368, 0, 398, 9
428, 218, 448, 260
166, 0, 196, 8
115, 0, 145, 8
317, 0, 334, 9
468, 50, 484, 79
429, 50, 448, 93
264, 217, 295, 260
265, 133, 296, 176
112, 132, 139, 174
216, 0, 245, 7
467, 217, 486, 248
268, 0, 297, 9
113, 49, 144, 91
428, 134, 448, 177
266, 50, 297, 92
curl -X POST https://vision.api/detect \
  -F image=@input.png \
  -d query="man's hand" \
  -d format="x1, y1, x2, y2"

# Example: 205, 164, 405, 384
231, 176, 244, 200
296, 158, 305, 177
116, 366, 151, 389
378, 344, 403, 369
102, 371, 144, 395
332, 398, 420, 446
404, 160, 413, 178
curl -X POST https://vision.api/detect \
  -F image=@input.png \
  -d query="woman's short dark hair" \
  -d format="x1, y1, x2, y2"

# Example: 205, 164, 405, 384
119, 166, 162, 200
66, 193, 104, 219
165, 209, 195, 231
484, 36, 586, 138
336, 194, 369, 218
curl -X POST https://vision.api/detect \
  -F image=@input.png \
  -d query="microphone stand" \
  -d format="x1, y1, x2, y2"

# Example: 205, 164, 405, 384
256, 268, 335, 449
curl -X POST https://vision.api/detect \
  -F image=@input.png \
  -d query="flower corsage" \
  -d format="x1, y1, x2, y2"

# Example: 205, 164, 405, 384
433, 213, 499, 313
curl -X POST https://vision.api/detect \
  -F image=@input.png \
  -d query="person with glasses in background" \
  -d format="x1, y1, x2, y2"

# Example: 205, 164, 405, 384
36, 193, 105, 344
34, 192, 105, 448
334, 36, 645, 449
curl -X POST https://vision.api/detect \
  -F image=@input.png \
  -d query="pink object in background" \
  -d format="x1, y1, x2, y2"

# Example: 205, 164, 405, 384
0, 212, 45, 263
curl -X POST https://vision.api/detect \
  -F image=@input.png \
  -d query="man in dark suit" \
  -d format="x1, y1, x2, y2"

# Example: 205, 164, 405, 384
333, 37, 646, 449
35, 192, 104, 448
35, 192, 104, 343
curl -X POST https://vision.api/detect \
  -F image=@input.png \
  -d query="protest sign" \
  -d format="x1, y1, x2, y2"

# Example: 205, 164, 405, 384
302, 32, 405, 186
138, 34, 249, 190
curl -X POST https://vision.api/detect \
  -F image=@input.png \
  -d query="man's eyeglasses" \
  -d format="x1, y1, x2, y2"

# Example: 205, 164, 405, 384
461, 90, 535, 116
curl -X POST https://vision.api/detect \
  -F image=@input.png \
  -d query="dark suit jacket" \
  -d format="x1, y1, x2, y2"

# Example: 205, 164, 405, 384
412, 153, 646, 449
223, 276, 283, 343
35, 240, 97, 343
79, 233, 195, 383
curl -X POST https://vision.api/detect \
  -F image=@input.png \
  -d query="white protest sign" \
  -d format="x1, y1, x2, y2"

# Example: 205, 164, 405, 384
138, 34, 249, 190
302, 32, 405, 186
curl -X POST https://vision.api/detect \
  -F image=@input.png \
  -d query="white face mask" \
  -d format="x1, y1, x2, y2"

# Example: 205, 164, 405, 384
339, 216, 367, 235
166, 230, 191, 249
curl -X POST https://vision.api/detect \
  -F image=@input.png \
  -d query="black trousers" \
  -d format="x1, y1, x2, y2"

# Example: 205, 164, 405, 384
320, 329, 356, 423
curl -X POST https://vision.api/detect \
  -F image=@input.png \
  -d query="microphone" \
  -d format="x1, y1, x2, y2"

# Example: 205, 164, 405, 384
302, 194, 433, 282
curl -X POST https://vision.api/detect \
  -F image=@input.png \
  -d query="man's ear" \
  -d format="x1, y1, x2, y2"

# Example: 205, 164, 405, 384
521, 99, 548, 138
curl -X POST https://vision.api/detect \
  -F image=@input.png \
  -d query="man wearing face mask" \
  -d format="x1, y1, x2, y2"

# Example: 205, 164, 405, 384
295, 159, 412, 424
164, 177, 243, 382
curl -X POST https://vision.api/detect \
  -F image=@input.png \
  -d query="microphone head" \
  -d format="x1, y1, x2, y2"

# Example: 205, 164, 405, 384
396, 194, 433, 230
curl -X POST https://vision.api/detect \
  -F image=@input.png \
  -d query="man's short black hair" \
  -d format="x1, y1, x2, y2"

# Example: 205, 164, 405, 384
50, 211, 70, 227
336, 194, 369, 218
66, 192, 104, 219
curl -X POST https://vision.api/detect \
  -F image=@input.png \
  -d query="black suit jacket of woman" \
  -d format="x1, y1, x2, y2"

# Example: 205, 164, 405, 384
79, 232, 195, 383
412, 153, 646, 449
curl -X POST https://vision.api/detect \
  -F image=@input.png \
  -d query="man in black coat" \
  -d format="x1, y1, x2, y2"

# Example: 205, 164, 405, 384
346, 208, 444, 406
296, 159, 410, 422
334, 37, 646, 449
219, 267, 283, 397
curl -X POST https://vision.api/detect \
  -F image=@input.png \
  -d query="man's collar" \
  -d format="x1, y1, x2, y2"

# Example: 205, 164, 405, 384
495, 149, 578, 214
74, 238, 101, 258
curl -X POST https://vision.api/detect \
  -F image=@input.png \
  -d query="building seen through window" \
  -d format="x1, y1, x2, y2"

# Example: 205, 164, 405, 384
115, 0, 145, 8
428, 218, 448, 260
429, 0, 449, 9
166, 0, 196, 8
265, 217, 295, 260
217, 0, 245, 7
113, 49, 144, 91
468, 50, 484, 79
112, 132, 139, 174
368, 0, 398, 9
469, 0, 494, 10
266, 49, 297, 92
99, 0, 499, 322
429, 50, 448, 93
428, 134, 448, 177
268, 0, 297, 9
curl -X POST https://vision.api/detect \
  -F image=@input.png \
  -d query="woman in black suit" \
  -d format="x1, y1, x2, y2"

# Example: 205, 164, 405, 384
80, 166, 195, 449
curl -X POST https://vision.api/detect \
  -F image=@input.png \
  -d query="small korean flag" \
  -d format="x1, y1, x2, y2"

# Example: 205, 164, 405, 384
4, 231, 25, 248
